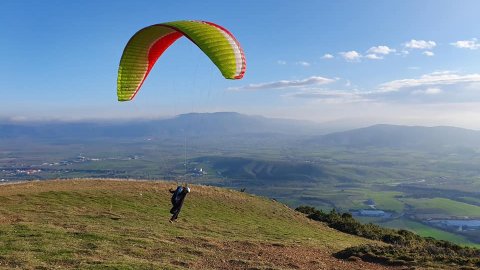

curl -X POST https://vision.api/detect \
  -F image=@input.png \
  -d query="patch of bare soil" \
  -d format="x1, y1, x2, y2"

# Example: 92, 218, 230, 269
175, 237, 403, 270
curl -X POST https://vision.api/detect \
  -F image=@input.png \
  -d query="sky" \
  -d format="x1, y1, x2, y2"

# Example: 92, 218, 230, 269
1, 0, 480, 128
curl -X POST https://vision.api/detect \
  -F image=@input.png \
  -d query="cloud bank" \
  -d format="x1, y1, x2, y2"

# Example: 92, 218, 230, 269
378, 71, 480, 92
232, 71, 480, 106
228, 76, 335, 91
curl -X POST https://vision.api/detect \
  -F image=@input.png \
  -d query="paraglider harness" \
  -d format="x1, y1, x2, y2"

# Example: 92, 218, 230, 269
169, 186, 190, 222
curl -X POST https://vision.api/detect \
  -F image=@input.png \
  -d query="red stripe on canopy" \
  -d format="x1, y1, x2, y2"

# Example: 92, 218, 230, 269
129, 31, 183, 100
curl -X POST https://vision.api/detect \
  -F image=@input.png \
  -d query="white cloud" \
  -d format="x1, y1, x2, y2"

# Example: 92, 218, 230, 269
378, 71, 480, 92
367, 45, 396, 55
365, 45, 396, 60
361, 71, 480, 104
412, 88, 443, 95
423, 51, 434, 57
424, 87, 442, 95
365, 54, 383, 60
231, 71, 480, 110
228, 76, 335, 91
277, 60, 287, 65
404, 39, 436, 50
322, 53, 334, 59
285, 89, 369, 104
451, 38, 480, 50
295, 61, 311, 67
339, 51, 362, 62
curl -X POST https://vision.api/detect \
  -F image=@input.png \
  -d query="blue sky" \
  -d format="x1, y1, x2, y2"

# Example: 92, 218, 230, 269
1, 1, 480, 128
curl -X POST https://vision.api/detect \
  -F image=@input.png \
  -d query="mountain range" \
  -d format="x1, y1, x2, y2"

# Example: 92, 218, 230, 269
0, 112, 321, 140
2, 112, 480, 150
307, 124, 480, 150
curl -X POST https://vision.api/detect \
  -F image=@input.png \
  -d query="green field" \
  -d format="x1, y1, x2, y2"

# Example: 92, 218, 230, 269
381, 218, 480, 248
402, 197, 480, 217
459, 196, 480, 206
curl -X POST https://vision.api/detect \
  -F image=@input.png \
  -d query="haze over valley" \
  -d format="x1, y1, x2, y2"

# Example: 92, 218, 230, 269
2, 112, 480, 247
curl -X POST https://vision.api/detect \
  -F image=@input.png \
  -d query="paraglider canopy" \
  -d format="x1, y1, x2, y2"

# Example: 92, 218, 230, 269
117, 20, 246, 101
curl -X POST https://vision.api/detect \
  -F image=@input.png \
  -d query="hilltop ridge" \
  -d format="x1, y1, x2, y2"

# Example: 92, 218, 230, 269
0, 179, 394, 269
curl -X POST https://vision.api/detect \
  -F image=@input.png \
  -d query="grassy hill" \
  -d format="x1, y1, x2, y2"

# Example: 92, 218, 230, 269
0, 179, 392, 270
194, 156, 327, 182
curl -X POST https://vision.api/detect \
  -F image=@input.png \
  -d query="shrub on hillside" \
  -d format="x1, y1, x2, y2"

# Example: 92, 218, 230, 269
295, 205, 480, 269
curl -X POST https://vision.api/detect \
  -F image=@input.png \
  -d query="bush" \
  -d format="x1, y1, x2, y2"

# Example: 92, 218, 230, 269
296, 205, 480, 269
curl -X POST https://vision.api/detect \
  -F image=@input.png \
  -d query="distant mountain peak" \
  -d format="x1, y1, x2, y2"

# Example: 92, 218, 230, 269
306, 124, 480, 149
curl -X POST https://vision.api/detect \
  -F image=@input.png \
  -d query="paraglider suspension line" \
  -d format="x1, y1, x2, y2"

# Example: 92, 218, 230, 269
184, 135, 187, 184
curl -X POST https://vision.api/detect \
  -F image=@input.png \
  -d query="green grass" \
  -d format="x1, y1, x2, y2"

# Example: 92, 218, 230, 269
402, 197, 480, 217
291, 188, 405, 213
359, 191, 404, 213
333, 189, 405, 212
0, 179, 370, 269
459, 196, 480, 206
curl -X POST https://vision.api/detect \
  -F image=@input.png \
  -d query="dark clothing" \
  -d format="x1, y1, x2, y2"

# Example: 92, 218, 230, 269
169, 186, 189, 221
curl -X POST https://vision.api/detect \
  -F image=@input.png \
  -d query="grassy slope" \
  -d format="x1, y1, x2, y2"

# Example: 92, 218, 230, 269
0, 179, 391, 270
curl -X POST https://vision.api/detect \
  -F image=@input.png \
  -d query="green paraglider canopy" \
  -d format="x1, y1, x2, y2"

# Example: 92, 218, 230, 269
117, 20, 246, 101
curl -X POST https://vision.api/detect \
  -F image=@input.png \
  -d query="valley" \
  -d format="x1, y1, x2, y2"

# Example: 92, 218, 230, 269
2, 113, 480, 247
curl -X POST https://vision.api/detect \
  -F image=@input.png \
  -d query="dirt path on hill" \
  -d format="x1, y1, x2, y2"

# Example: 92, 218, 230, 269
174, 237, 402, 270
